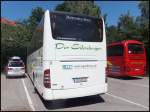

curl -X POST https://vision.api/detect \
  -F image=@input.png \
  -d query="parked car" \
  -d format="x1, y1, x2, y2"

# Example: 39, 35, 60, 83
6, 61, 25, 78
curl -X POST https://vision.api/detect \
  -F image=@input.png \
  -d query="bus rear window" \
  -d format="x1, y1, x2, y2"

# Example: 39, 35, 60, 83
128, 44, 144, 54
50, 12, 103, 42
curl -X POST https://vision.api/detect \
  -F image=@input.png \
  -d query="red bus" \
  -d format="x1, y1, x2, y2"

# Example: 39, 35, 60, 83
107, 40, 146, 77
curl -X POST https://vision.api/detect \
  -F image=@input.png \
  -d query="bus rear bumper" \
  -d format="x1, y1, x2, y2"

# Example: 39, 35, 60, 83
43, 83, 107, 100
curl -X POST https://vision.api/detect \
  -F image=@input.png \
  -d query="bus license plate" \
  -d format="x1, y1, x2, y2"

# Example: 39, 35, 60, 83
72, 77, 88, 83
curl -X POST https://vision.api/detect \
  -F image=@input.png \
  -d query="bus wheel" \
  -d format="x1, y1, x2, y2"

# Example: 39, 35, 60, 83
33, 86, 37, 94
32, 72, 35, 84
33, 72, 36, 93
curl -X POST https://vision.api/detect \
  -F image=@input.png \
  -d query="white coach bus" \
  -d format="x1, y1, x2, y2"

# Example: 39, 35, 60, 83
27, 10, 107, 100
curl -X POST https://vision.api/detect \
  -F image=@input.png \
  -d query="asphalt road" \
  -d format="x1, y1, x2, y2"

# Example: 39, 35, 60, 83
1, 73, 149, 111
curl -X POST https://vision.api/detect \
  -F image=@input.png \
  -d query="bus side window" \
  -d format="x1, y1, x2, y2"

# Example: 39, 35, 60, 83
107, 45, 124, 56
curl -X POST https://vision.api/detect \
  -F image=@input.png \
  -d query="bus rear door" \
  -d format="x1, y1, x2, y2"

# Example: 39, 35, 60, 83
125, 43, 146, 76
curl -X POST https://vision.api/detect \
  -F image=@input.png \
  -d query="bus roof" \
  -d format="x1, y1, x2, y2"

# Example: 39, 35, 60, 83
107, 40, 143, 47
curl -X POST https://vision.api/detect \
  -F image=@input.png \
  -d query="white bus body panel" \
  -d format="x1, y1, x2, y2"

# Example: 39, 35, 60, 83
28, 10, 107, 100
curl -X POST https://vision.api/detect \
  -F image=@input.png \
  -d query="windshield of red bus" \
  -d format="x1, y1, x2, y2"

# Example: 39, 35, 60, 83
50, 12, 103, 42
128, 44, 144, 54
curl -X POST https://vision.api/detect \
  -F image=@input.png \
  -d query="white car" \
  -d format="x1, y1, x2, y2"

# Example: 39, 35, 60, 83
6, 61, 25, 77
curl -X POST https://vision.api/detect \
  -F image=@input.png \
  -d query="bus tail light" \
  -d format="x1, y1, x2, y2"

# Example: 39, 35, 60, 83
43, 69, 51, 88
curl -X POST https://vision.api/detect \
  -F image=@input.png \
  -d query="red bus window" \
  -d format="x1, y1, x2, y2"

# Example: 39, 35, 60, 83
128, 44, 144, 54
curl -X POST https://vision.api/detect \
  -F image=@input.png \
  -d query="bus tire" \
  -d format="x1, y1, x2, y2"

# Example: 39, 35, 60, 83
34, 86, 37, 94
32, 72, 37, 93
33, 72, 35, 84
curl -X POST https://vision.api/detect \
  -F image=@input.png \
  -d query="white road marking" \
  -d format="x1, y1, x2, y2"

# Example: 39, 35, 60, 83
108, 78, 149, 88
106, 93, 149, 110
22, 79, 35, 111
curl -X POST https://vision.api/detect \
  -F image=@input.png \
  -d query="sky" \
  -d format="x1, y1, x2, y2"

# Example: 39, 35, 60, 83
1, 1, 141, 26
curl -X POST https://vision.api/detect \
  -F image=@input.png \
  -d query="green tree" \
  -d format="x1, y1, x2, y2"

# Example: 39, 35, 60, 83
106, 11, 137, 44
106, 25, 123, 43
26, 7, 44, 34
118, 11, 135, 30
117, 11, 143, 41
1, 24, 29, 70
55, 1, 101, 17
137, 1, 149, 43
138, 1, 149, 26
1, 7, 45, 70
138, 1, 149, 73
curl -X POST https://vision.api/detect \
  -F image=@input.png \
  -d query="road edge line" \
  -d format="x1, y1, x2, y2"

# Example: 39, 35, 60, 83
106, 93, 149, 110
22, 79, 35, 111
